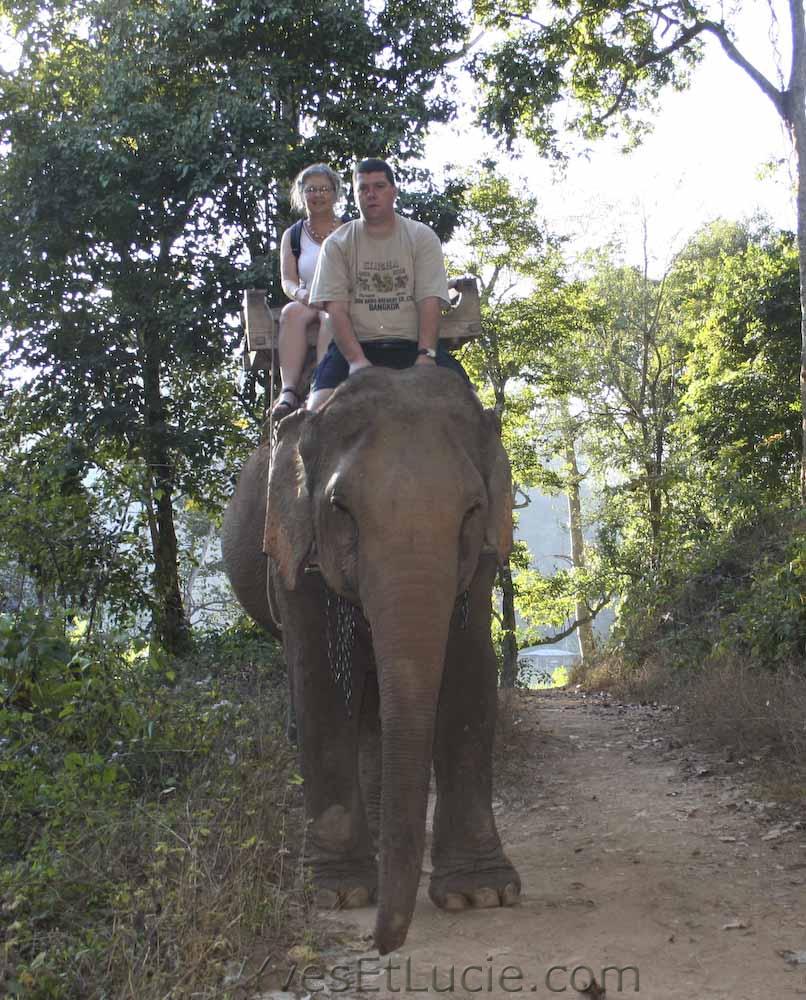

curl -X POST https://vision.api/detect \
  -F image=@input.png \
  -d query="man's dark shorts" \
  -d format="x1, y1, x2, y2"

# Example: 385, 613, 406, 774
311, 339, 470, 391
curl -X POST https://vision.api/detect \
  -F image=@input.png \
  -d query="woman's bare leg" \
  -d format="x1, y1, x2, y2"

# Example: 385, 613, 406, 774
274, 301, 318, 416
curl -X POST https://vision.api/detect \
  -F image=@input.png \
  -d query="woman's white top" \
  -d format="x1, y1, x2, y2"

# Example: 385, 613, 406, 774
297, 225, 322, 288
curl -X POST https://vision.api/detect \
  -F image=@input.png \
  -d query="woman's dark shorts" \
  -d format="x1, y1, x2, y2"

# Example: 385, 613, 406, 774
312, 339, 470, 391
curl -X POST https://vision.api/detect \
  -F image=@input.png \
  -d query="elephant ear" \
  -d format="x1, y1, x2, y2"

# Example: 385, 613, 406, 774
264, 410, 314, 590
482, 408, 513, 563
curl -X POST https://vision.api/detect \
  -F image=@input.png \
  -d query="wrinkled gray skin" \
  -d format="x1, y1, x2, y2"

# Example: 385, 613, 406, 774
221, 367, 520, 954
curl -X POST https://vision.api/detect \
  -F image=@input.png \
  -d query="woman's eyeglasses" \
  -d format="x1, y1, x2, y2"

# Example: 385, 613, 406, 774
304, 185, 334, 195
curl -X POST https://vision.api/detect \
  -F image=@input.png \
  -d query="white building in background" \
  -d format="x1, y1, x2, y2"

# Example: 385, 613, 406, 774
517, 646, 580, 688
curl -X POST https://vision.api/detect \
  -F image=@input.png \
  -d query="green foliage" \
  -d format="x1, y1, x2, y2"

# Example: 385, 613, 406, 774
0, 615, 303, 997
469, 0, 707, 156
612, 508, 806, 676
525, 217, 803, 685
676, 228, 801, 502
451, 171, 579, 471
448, 172, 607, 676
0, 0, 469, 646
0, 404, 150, 623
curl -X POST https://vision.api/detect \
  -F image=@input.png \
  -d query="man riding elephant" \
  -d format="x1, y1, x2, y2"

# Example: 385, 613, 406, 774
306, 157, 469, 410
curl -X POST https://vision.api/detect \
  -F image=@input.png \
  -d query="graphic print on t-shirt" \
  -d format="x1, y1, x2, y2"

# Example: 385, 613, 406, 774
355, 258, 412, 313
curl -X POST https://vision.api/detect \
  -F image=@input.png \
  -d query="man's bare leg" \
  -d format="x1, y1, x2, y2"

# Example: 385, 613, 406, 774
316, 315, 333, 363
307, 388, 334, 410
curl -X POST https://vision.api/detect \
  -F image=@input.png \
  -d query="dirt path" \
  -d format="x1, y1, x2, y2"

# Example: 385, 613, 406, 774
258, 690, 806, 999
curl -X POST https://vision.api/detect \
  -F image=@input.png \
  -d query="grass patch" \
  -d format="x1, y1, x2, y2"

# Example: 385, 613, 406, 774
572, 508, 806, 773
0, 613, 314, 999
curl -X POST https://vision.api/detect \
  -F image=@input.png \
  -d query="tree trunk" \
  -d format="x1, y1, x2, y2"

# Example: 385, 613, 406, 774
779, 0, 806, 503
710, 1, 806, 501
141, 320, 190, 654
564, 435, 596, 662
646, 457, 663, 572
498, 560, 519, 687
793, 100, 806, 504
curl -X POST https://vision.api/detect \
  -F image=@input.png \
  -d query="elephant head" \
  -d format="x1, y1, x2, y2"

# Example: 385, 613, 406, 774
264, 366, 512, 953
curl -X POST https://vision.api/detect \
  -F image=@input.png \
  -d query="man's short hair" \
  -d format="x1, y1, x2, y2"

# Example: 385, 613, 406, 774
354, 158, 396, 187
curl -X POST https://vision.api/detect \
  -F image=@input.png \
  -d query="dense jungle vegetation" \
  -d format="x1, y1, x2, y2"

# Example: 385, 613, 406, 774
1, 0, 804, 994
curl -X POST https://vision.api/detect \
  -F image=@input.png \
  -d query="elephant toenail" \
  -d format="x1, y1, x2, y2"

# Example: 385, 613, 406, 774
471, 887, 500, 908
442, 892, 470, 911
500, 883, 520, 906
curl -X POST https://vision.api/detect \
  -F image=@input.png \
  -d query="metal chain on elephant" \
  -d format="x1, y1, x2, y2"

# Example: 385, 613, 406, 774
324, 588, 468, 716
326, 589, 356, 717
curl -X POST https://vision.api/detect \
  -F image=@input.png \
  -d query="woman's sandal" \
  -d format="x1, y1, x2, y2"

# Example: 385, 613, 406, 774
272, 386, 300, 421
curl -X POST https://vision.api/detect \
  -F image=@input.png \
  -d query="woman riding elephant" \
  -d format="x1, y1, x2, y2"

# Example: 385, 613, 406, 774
221, 365, 521, 955
272, 163, 345, 421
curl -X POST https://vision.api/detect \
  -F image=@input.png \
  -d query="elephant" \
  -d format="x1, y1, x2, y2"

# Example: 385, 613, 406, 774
221, 365, 521, 955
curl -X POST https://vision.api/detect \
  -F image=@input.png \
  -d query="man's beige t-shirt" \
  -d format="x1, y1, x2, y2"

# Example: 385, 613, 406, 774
308, 215, 450, 343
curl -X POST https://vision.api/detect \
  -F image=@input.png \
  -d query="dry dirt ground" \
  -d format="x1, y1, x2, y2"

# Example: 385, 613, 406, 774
252, 689, 806, 1000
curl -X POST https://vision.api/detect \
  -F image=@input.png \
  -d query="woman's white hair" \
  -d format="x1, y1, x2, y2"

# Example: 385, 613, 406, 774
290, 163, 343, 213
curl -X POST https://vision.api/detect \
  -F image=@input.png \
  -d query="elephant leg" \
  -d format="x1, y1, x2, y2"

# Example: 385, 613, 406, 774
277, 571, 377, 908
429, 553, 521, 911
285, 667, 298, 745
358, 669, 381, 851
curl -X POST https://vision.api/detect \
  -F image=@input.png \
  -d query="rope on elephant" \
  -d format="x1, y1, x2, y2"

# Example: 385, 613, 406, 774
264, 328, 280, 489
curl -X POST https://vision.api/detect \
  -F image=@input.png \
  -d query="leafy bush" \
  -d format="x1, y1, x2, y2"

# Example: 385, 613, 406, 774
1, 614, 309, 999
610, 507, 806, 675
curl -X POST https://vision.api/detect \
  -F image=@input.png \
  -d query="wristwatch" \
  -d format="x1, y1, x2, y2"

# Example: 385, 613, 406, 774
417, 347, 437, 359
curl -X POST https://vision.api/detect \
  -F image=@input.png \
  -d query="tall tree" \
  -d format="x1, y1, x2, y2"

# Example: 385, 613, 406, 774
0, 0, 467, 647
468, 0, 806, 502
452, 171, 590, 684
562, 419, 597, 662
565, 241, 687, 585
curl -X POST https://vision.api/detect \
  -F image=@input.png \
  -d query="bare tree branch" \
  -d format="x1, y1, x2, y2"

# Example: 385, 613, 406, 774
593, 20, 712, 126
445, 31, 487, 64
788, 0, 806, 95
525, 593, 612, 647
700, 18, 787, 119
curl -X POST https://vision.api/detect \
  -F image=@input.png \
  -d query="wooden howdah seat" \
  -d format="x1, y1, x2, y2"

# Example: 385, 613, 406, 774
240, 276, 483, 374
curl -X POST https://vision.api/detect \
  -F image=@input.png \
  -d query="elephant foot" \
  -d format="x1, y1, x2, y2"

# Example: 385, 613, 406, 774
314, 884, 376, 910
309, 856, 378, 911
429, 860, 521, 911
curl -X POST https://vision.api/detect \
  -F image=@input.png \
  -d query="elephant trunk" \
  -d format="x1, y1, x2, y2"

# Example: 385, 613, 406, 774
361, 557, 457, 956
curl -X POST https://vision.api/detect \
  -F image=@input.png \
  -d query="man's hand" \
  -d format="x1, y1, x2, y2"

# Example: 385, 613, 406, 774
328, 300, 369, 373
416, 297, 441, 365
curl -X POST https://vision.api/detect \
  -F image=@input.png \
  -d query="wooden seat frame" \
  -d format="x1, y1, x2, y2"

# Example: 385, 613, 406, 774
240, 276, 483, 374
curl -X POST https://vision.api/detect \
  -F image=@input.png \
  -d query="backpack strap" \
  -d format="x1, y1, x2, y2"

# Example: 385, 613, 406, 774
290, 219, 305, 260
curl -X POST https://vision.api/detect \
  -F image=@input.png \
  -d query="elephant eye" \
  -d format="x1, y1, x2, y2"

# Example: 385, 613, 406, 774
330, 493, 350, 513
